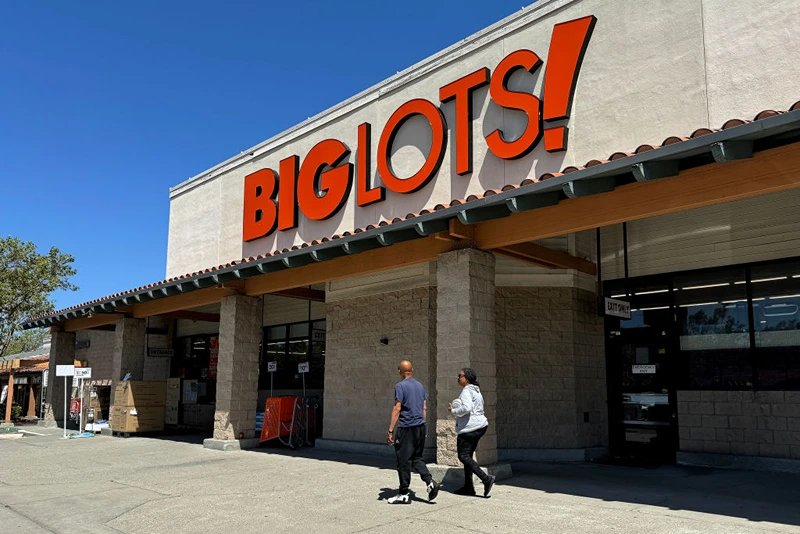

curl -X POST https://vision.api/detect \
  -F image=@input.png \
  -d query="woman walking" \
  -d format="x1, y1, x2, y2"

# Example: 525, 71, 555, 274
448, 368, 496, 497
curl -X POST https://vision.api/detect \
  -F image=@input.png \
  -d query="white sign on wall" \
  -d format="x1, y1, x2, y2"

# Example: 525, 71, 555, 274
74, 368, 92, 379
604, 298, 631, 319
632, 365, 657, 374
55, 365, 75, 377
298, 362, 309, 374
267, 361, 277, 373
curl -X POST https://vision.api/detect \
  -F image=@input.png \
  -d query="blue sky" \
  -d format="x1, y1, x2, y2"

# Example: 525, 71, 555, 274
0, 1, 530, 311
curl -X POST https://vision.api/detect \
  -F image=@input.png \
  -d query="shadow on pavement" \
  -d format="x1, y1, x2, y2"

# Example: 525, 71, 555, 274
376, 487, 436, 505
504, 461, 800, 528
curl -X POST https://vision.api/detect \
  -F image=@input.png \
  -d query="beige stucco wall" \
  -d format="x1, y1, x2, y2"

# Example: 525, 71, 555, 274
165, 0, 800, 278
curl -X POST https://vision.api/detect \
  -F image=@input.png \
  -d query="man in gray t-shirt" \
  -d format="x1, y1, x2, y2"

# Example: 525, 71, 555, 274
386, 360, 440, 504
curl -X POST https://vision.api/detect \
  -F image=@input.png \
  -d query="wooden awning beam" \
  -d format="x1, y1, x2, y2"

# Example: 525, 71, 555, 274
473, 142, 800, 250
440, 219, 596, 275
159, 311, 221, 322
270, 287, 326, 302
493, 242, 597, 275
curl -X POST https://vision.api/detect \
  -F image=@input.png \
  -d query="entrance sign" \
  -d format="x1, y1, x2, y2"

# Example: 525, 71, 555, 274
243, 15, 597, 242
632, 365, 657, 374
298, 362, 310, 374
74, 368, 92, 379
56, 365, 75, 377
604, 298, 631, 319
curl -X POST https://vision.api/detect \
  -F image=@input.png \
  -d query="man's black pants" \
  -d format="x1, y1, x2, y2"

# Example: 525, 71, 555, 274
394, 424, 432, 494
457, 426, 490, 489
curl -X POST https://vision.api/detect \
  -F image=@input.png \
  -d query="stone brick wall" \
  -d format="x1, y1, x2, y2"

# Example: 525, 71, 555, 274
323, 286, 437, 447
214, 295, 262, 441
678, 390, 800, 459
435, 248, 497, 465
495, 287, 607, 450
75, 330, 116, 381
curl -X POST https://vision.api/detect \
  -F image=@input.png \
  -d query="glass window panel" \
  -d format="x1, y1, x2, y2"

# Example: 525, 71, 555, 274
751, 260, 800, 389
289, 323, 310, 338
674, 268, 750, 349
268, 326, 287, 340
288, 339, 309, 358
674, 268, 752, 390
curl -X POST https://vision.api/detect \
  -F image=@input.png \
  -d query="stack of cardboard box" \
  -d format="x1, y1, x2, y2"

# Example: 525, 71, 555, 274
165, 378, 180, 426
111, 381, 167, 433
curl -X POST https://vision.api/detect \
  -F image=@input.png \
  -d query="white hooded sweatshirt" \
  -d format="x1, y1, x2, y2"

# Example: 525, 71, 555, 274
451, 384, 489, 435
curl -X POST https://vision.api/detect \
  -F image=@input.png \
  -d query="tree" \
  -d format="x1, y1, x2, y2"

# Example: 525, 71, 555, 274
4, 329, 48, 356
0, 237, 78, 358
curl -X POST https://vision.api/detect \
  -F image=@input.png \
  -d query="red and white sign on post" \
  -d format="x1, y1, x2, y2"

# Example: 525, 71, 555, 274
298, 362, 309, 397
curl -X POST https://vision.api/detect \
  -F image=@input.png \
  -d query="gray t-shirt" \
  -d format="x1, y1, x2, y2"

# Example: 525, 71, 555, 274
395, 378, 427, 428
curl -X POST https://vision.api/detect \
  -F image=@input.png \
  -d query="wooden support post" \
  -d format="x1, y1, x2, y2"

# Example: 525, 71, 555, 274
27, 384, 37, 418
5, 372, 14, 423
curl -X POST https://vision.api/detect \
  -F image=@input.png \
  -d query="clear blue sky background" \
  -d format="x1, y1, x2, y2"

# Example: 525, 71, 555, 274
0, 1, 531, 311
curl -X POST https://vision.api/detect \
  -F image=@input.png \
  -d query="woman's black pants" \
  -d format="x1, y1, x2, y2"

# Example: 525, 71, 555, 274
457, 426, 490, 489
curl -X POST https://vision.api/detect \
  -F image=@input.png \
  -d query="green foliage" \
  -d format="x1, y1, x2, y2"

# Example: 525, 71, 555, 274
0, 236, 78, 357
10, 404, 22, 419
4, 329, 48, 356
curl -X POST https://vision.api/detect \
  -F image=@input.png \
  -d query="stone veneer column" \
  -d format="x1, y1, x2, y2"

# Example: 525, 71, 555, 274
41, 330, 75, 426
436, 248, 497, 466
207, 294, 261, 449
112, 317, 147, 381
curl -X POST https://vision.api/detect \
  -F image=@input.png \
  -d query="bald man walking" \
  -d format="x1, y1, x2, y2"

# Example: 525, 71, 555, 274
386, 360, 440, 504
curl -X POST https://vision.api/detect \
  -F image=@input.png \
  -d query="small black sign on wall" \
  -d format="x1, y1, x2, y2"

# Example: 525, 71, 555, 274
76, 339, 91, 350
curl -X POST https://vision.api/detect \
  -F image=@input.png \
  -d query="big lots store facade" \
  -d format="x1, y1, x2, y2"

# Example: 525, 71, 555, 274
26, 0, 800, 470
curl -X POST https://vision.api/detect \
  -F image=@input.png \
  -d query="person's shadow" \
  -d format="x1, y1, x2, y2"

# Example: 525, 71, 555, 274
377, 487, 436, 505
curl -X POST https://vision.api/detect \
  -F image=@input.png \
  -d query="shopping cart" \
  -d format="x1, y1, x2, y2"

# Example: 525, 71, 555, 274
260, 396, 311, 449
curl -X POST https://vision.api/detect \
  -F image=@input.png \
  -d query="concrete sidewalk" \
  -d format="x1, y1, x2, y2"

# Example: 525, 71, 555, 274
1, 428, 799, 533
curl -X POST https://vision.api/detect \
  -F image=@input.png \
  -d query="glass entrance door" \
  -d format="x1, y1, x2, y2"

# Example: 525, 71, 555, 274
606, 282, 677, 463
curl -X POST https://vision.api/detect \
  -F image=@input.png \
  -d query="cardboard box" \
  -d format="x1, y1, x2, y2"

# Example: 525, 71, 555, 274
114, 381, 166, 407
165, 401, 179, 426
111, 405, 166, 433
166, 378, 181, 402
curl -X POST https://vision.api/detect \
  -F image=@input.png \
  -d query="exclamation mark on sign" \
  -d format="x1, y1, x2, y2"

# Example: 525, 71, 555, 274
542, 15, 597, 152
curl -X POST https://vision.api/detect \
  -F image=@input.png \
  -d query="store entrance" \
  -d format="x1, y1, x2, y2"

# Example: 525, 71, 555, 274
605, 281, 678, 464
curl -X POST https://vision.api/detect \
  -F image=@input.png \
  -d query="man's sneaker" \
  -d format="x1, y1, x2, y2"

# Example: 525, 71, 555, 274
387, 493, 411, 504
483, 475, 496, 497
454, 486, 476, 496
427, 481, 440, 502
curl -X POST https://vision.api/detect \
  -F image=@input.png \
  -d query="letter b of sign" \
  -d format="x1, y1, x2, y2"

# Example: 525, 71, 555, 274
243, 168, 279, 242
